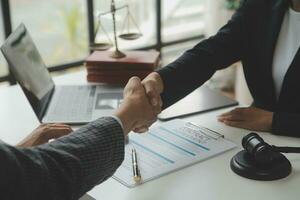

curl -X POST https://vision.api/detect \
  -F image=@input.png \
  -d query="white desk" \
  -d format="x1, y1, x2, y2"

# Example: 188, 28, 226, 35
1, 70, 300, 200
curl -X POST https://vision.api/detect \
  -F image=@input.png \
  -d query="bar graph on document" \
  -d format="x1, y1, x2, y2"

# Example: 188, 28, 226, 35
113, 119, 236, 187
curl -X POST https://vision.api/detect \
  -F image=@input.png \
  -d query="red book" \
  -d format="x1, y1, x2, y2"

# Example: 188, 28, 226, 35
84, 50, 160, 84
87, 69, 152, 76
85, 50, 160, 70
87, 74, 149, 85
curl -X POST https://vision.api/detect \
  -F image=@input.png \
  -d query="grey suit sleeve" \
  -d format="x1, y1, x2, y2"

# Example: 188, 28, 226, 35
0, 117, 125, 200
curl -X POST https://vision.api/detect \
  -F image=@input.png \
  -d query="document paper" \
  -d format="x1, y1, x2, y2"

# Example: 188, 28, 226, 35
113, 119, 236, 187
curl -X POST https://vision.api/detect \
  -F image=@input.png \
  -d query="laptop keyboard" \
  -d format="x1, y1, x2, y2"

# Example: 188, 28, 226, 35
45, 85, 96, 122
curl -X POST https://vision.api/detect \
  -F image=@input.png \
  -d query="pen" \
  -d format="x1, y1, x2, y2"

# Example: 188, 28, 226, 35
131, 148, 141, 183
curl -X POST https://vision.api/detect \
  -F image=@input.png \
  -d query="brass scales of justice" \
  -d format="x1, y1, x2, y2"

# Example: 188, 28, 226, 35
89, 0, 143, 59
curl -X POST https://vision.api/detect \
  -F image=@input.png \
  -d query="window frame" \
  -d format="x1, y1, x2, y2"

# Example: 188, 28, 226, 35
0, 0, 204, 85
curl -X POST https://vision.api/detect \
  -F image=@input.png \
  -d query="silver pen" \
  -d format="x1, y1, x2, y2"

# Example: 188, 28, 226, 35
131, 148, 141, 183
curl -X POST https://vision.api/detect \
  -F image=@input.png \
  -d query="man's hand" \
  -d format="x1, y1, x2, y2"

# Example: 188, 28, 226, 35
129, 72, 164, 132
114, 77, 158, 135
218, 107, 273, 132
17, 124, 73, 148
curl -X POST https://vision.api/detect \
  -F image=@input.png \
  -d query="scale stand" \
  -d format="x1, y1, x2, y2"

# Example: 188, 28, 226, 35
90, 0, 143, 59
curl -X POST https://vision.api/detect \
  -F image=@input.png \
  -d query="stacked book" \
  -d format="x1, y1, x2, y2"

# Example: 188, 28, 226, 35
85, 50, 160, 85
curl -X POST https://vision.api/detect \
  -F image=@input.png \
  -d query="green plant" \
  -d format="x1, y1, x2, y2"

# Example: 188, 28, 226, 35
60, 3, 87, 58
225, 0, 240, 10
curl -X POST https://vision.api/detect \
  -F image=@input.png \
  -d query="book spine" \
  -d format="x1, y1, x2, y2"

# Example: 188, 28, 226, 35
85, 63, 157, 70
87, 73, 150, 84
87, 70, 152, 76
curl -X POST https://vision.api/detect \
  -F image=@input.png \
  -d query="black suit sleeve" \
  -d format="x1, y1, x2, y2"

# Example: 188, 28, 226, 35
272, 113, 300, 137
0, 117, 124, 200
157, 0, 248, 109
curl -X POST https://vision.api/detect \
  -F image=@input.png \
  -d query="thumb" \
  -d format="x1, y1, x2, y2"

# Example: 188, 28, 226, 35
127, 76, 141, 86
124, 76, 142, 95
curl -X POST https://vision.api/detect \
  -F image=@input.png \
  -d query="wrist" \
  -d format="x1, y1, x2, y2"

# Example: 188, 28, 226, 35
114, 100, 138, 136
264, 112, 274, 131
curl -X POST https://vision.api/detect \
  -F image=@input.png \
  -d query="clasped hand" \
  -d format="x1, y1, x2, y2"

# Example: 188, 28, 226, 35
114, 74, 163, 135
126, 72, 163, 134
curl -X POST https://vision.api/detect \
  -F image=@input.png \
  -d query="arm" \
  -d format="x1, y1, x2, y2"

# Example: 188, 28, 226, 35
217, 107, 300, 137
157, 0, 248, 108
0, 117, 124, 200
137, 2, 248, 132
0, 77, 156, 200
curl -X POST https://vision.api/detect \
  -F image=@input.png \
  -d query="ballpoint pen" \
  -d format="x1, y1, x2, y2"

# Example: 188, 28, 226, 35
131, 148, 141, 183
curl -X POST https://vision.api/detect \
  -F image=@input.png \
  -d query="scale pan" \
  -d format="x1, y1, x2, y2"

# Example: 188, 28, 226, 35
89, 43, 112, 51
119, 33, 142, 40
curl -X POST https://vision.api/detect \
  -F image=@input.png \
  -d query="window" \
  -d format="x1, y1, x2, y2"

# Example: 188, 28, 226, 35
93, 0, 156, 50
10, 0, 89, 67
162, 0, 207, 42
0, 0, 206, 84
0, 8, 8, 77
161, 39, 200, 66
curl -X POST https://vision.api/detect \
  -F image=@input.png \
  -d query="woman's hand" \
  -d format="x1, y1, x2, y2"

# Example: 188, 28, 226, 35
218, 107, 273, 132
17, 124, 73, 148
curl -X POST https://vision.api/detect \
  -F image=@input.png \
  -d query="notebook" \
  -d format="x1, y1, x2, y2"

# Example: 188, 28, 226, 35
158, 86, 238, 121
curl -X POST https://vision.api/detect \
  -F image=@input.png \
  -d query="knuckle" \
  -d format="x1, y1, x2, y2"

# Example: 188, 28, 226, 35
41, 131, 50, 140
130, 76, 140, 82
43, 126, 51, 132
233, 108, 242, 114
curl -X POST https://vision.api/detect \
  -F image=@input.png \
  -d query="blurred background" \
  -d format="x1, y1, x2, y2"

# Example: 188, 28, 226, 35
0, 0, 252, 104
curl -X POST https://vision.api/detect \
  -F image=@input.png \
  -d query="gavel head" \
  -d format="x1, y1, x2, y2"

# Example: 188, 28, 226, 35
230, 132, 292, 180
242, 133, 280, 165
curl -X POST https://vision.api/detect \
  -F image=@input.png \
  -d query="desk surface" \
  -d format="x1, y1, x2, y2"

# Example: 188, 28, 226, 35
0, 70, 299, 200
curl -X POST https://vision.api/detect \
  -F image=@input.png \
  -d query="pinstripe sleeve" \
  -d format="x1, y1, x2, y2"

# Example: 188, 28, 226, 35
0, 117, 125, 200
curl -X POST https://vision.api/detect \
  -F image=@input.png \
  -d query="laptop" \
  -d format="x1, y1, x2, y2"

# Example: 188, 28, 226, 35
158, 86, 238, 121
1, 24, 123, 124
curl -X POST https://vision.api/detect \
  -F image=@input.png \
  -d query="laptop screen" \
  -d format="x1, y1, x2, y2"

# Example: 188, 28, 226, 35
1, 24, 55, 120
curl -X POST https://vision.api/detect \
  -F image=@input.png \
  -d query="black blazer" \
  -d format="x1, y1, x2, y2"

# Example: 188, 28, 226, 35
158, 0, 300, 137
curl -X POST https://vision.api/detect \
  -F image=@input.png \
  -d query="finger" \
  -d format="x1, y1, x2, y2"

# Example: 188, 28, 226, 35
133, 119, 156, 133
218, 108, 248, 121
48, 124, 73, 130
218, 107, 247, 117
218, 114, 243, 122
222, 120, 248, 129
124, 76, 141, 94
41, 123, 72, 130
153, 102, 162, 114
218, 110, 234, 119
143, 80, 160, 107
46, 124, 73, 133
46, 127, 73, 140
133, 126, 149, 133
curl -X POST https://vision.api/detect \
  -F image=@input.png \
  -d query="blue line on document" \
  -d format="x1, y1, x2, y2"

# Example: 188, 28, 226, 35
159, 127, 210, 151
130, 140, 175, 164
148, 132, 196, 156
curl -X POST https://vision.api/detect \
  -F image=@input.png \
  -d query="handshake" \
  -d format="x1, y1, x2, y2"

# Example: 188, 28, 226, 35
17, 72, 164, 148
114, 72, 164, 135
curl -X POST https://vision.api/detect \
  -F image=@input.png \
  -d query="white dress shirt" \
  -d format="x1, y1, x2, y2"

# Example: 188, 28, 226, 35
273, 7, 300, 99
